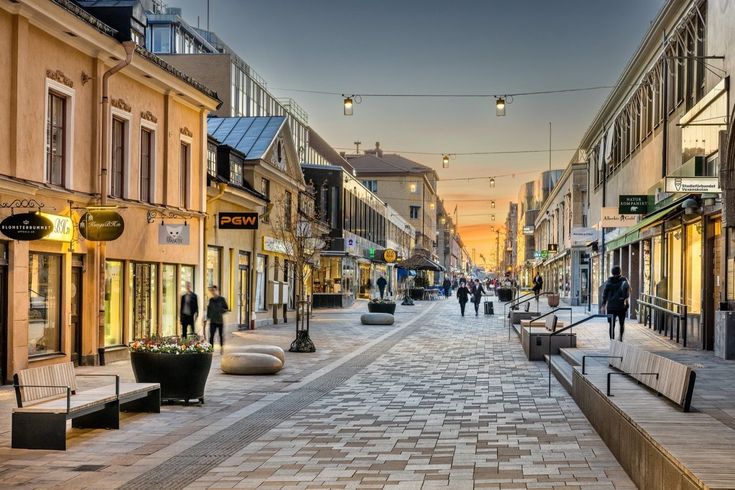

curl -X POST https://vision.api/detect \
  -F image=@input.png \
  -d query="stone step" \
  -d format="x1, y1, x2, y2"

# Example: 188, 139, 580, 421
544, 354, 574, 395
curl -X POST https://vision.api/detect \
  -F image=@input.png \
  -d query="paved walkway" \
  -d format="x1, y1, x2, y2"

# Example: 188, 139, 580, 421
0, 298, 634, 489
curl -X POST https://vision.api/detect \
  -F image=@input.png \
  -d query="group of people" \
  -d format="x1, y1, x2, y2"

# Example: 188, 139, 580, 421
455, 278, 487, 317
180, 282, 229, 348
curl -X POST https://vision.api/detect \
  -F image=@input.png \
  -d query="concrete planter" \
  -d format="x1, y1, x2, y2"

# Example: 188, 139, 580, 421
368, 303, 397, 314
130, 352, 212, 405
547, 294, 560, 308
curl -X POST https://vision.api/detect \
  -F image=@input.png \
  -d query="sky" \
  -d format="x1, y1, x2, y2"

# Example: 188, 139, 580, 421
170, 0, 665, 269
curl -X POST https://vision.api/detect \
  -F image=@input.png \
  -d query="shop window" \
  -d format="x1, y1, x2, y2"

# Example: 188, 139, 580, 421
28, 253, 62, 356
727, 228, 735, 302
256, 255, 267, 311
111, 116, 127, 198
207, 247, 221, 288
140, 127, 154, 203
684, 222, 702, 313
104, 260, 124, 346
180, 265, 194, 294
131, 263, 157, 339
161, 264, 177, 337
667, 229, 682, 303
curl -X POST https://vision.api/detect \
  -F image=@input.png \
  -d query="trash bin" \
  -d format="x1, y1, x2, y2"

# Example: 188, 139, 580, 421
484, 301, 494, 315
547, 294, 560, 308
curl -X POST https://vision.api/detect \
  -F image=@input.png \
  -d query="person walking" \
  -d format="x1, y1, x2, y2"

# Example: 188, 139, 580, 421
532, 272, 543, 300
601, 265, 630, 341
471, 278, 486, 316
376, 275, 388, 299
456, 278, 470, 317
442, 277, 452, 299
179, 281, 199, 338
205, 285, 229, 349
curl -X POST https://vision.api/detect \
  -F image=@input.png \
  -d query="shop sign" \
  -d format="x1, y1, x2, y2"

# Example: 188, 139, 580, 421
39, 213, 73, 242
79, 210, 125, 241
0, 212, 53, 241
345, 237, 358, 253
263, 236, 289, 255
571, 227, 598, 245
522, 225, 534, 235
548, 244, 558, 252
664, 176, 721, 193
158, 222, 190, 245
383, 248, 398, 263
218, 212, 258, 230
618, 195, 650, 214
601, 207, 637, 228
540, 250, 549, 259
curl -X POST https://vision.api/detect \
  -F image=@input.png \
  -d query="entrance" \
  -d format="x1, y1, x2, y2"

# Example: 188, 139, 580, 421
358, 262, 371, 299
703, 216, 722, 350
0, 248, 6, 383
71, 261, 83, 365
132, 263, 157, 339
237, 252, 250, 328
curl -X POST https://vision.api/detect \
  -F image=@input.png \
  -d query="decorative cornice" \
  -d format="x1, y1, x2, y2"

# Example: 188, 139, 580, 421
46, 69, 73, 88
180, 127, 193, 138
111, 98, 131, 113
141, 111, 158, 124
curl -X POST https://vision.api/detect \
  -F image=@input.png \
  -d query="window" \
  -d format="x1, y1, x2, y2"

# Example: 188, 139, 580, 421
46, 92, 66, 186
206, 246, 221, 288
180, 142, 190, 207
230, 157, 243, 186
161, 264, 177, 337
104, 260, 124, 346
284, 191, 293, 228
28, 253, 62, 356
256, 254, 267, 311
261, 177, 270, 198
130, 262, 157, 339
140, 128, 153, 203
410, 205, 420, 219
409, 182, 418, 193
207, 143, 217, 177
151, 25, 171, 53
363, 180, 377, 192
111, 117, 126, 198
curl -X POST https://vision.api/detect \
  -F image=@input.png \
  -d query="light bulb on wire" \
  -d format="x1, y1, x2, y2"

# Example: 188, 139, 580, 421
343, 96, 354, 116
442, 154, 449, 168
489, 177, 496, 188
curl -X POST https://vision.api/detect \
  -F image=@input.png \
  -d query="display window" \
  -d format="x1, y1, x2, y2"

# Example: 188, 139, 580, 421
28, 253, 62, 356
104, 260, 124, 346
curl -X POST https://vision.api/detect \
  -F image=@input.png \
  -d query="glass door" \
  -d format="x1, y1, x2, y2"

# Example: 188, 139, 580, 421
71, 266, 83, 364
238, 266, 249, 327
0, 264, 6, 383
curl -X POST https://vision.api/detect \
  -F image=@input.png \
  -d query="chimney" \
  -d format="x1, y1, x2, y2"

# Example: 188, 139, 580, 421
375, 141, 383, 157
339, 151, 346, 157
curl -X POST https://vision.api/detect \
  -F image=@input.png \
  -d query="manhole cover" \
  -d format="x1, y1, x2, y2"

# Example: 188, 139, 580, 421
72, 465, 108, 472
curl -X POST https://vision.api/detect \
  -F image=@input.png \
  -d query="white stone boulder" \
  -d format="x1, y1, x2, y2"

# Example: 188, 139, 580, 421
221, 352, 283, 375
233, 345, 285, 363
361, 313, 395, 325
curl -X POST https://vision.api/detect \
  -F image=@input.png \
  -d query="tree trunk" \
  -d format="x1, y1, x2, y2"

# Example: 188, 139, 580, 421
289, 330, 315, 353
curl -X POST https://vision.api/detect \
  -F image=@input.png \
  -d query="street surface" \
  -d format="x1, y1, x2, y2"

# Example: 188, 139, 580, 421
0, 299, 634, 489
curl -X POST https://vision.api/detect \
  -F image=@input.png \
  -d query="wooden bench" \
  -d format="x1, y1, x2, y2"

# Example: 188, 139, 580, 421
520, 316, 566, 331
12, 362, 161, 450
597, 340, 696, 411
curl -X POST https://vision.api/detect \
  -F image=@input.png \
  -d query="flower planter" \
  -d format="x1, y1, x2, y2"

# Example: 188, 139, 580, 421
130, 351, 212, 404
497, 288, 514, 302
368, 302, 396, 314
547, 294, 560, 308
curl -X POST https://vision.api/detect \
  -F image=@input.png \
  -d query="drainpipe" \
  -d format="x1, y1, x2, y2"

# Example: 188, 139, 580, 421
97, 41, 135, 365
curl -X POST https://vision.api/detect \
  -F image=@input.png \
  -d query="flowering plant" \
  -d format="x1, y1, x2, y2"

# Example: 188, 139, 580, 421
369, 298, 395, 304
129, 336, 213, 354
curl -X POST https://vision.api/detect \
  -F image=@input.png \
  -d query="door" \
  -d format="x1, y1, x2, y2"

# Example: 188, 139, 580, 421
0, 264, 6, 383
703, 217, 722, 350
238, 266, 250, 328
71, 266, 83, 365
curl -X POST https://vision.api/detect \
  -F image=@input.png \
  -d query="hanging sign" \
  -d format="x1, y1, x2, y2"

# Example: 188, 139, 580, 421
218, 212, 258, 230
40, 213, 74, 242
618, 195, 650, 214
79, 210, 125, 241
158, 222, 190, 245
664, 176, 721, 193
548, 243, 558, 252
383, 248, 398, 263
570, 227, 598, 245
601, 207, 638, 228
0, 212, 53, 240
263, 236, 289, 254
523, 225, 534, 235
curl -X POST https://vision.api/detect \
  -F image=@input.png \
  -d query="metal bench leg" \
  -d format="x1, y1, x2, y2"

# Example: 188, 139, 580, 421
121, 389, 161, 413
13, 412, 67, 450
72, 400, 120, 430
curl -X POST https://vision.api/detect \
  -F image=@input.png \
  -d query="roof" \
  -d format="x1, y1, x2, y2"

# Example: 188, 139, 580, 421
346, 153, 436, 177
207, 117, 286, 160
306, 128, 355, 172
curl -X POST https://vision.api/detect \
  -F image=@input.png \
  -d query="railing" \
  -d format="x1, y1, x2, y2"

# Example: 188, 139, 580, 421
503, 291, 555, 339
637, 293, 688, 347
548, 314, 612, 396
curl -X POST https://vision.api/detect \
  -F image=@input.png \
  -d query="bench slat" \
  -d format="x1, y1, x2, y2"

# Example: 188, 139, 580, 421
15, 362, 78, 405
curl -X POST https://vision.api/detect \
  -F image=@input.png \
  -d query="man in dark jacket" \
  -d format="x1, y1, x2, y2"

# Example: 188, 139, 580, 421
376, 275, 388, 299
456, 279, 470, 317
601, 266, 630, 341
442, 278, 452, 298
471, 279, 486, 316
205, 285, 229, 349
180, 281, 199, 338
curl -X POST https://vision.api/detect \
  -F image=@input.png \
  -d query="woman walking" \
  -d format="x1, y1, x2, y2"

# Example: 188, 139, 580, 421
456, 278, 470, 317
471, 278, 486, 316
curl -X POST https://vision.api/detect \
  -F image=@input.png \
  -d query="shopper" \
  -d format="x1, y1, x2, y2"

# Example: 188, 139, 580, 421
456, 278, 470, 317
532, 272, 543, 300
442, 278, 452, 298
471, 278, 486, 316
376, 275, 388, 299
179, 281, 199, 338
205, 285, 229, 349
601, 266, 630, 341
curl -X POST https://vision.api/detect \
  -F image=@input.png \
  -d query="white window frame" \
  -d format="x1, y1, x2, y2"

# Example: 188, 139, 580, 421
179, 134, 193, 209
110, 107, 132, 200
139, 119, 157, 204
44, 78, 75, 189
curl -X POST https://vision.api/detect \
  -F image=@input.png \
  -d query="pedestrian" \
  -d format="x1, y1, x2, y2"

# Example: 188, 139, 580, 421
179, 281, 199, 338
205, 285, 229, 349
456, 278, 470, 317
600, 265, 630, 341
471, 278, 486, 316
376, 275, 388, 299
442, 277, 452, 298
532, 272, 543, 300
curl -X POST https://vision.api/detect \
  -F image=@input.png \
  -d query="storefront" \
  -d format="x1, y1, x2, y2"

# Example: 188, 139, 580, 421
312, 253, 357, 308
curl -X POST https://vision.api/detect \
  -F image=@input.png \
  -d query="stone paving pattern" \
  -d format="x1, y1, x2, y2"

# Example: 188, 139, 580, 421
0, 298, 637, 489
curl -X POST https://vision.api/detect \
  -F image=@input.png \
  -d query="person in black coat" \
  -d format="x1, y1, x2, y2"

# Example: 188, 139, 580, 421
471, 278, 486, 316
456, 278, 470, 317
442, 278, 452, 298
376, 276, 388, 299
601, 265, 630, 341
180, 281, 199, 338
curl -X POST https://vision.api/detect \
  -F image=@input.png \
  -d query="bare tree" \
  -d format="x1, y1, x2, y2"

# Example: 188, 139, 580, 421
269, 184, 329, 352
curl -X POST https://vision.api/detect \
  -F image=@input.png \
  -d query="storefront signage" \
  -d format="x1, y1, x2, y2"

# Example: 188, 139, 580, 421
263, 236, 290, 255
217, 212, 258, 230
40, 213, 73, 242
664, 176, 721, 193
79, 210, 125, 241
601, 207, 637, 228
618, 195, 650, 215
547, 243, 558, 252
0, 212, 53, 240
571, 227, 598, 245
158, 223, 190, 245
383, 249, 397, 263
523, 225, 534, 235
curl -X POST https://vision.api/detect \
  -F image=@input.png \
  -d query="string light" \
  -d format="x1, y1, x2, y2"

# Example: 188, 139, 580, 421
489, 177, 496, 188
343, 96, 354, 116
442, 154, 450, 168
490, 201, 496, 208
495, 97, 506, 116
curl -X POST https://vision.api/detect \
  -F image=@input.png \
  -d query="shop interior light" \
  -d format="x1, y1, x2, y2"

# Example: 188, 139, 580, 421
495, 97, 506, 116
343, 96, 354, 116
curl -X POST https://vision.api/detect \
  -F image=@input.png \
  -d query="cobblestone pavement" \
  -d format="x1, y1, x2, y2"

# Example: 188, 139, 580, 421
0, 299, 634, 489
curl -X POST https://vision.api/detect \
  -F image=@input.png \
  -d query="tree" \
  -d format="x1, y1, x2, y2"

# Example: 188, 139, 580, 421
269, 184, 329, 352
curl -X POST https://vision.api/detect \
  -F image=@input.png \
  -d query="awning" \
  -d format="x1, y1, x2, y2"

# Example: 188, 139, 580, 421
605, 197, 686, 250
397, 254, 445, 271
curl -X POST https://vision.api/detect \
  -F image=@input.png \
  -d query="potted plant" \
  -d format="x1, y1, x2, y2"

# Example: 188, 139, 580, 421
547, 293, 560, 308
367, 298, 397, 314
129, 336, 213, 405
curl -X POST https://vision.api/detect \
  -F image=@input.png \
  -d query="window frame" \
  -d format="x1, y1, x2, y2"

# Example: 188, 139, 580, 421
44, 78, 75, 188
28, 252, 63, 357
409, 205, 421, 220
179, 135, 192, 208
139, 120, 157, 204
110, 107, 131, 199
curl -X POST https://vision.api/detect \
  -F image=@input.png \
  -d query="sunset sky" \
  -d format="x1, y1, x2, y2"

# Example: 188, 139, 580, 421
170, 0, 664, 268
